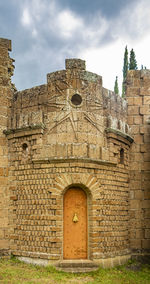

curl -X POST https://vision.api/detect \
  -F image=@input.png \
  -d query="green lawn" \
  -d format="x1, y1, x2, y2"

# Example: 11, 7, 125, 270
0, 258, 150, 284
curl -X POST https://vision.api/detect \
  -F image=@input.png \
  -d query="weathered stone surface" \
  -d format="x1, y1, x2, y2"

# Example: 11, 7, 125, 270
127, 69, 150, 257
0, 38, 14, 255
0, 38, 149, 267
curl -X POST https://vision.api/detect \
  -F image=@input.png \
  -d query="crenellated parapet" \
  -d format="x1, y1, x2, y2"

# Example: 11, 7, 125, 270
8, 84, 47, 130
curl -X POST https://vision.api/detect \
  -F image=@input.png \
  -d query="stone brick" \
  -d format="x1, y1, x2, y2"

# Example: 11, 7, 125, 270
0, 240, 9, 249
133, 116, 143, 125
140, 105, 150, 115
133, 134, 143, 144
142, 240, 150, 249
0, 167, 4, 176
140, 144, 150, 153
144, 209, 150, 218
136, 229, 144, 239
144, 96, 150, 105
142, 162, 150, 171
128, 106, 139, 115
143, 153, 150, 162
142, 200, 150, 209
144, 191, 150, 199
139, 125, 150, 135
144, 135, 150, 143
130, 239, 142, 249
134, 191, 143, 200
127, 97, 134, 105
134, 97, 143, 105
140, 88, 150, 96
131, 125, 140, 134
145, 229, 150, 239
128, 116, 134, 125
142, 182, 150, 192
130, 200, 141, 210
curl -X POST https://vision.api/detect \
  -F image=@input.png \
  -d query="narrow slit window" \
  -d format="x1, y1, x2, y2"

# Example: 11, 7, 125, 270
120, 148, 124, 164
22, 143, 28, 155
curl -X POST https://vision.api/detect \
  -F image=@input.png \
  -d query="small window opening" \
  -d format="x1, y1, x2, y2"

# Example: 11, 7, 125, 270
71, 94, 82, 106
22, 143, 28, 152
120, 148, 124, 164
118, 120, 121, 130
125, 124, 128, 133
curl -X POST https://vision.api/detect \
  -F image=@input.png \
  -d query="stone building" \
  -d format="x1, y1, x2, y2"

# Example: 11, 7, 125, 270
0, 38, 149, 270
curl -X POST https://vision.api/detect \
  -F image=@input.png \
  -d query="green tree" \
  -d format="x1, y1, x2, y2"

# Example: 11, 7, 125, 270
114, 76, 119, 94
122, 46, 128, 97
129, 48, 138, 70
123, 46, 128, 81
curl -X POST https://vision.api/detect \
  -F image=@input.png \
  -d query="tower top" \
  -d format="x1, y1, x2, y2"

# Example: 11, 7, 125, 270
0, 38, 11, 51
65, 58, 86, 70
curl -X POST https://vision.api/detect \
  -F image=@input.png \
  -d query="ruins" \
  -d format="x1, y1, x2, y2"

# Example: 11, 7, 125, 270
0, 38, 149, 270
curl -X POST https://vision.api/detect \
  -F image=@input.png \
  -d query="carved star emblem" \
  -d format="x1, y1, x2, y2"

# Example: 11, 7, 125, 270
49, 110, 102, 140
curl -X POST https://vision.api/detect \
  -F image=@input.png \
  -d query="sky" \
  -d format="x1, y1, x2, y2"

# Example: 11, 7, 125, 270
1, 0, 150, 93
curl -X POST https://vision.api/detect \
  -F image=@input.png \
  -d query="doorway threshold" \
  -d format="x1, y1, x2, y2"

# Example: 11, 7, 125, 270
55, 259, 99, 273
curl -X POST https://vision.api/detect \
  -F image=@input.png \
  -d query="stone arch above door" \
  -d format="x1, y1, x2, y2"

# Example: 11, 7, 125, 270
50, 173, 101, 198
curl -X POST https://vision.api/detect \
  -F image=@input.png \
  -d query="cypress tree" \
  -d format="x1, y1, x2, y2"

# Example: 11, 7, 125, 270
122, 46, 128, 97
114, 76, 119, 94
123, 46, 128, 81
129, 48, 138, 70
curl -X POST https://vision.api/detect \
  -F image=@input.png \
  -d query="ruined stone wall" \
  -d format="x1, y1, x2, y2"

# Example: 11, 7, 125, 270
126, 70, 150, 260
0, 38, 14, 256
9, 84, 47, 130
102, 88, 129, 133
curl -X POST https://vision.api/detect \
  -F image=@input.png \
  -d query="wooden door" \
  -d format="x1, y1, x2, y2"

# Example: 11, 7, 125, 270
63, 188, 87, 259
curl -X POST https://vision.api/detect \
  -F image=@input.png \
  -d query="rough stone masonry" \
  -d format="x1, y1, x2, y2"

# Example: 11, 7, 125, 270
0, 38, 149, 268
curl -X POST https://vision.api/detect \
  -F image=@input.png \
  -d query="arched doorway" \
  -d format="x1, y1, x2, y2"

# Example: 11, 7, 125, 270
63, 187, 87, 259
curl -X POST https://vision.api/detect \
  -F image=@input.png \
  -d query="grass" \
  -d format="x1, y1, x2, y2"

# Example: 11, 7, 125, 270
0, 258, 150, 284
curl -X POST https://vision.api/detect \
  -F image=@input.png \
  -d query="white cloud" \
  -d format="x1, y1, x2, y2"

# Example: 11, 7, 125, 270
21, 8, 31, 26
20, 0, 108, 43
112, 0, 150, 42
32, 28, 38, 37
56, 10, 83, 38
81, 13, 109, 47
